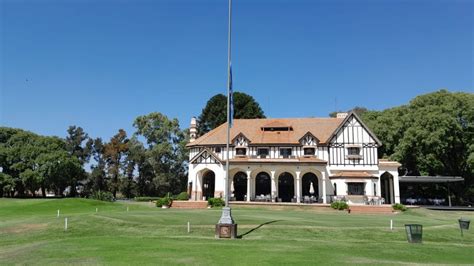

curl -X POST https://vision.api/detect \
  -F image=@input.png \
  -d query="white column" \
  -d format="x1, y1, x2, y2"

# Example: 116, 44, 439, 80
296, 171, 301, 203
392, 171, 400, 204
389, 178, 394, 203
376, 176, 382, 197
194, 171, 200, 201
246, 170, 251, 202
322, 172, 327, 204
271, 170, 276, 202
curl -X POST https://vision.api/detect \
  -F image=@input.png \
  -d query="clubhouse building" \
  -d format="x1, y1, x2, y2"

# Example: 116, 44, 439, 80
187, 112, 401, 205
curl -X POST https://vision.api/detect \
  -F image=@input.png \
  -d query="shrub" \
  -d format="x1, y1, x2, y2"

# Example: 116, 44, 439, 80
90, 191, 114, 202
134, 197, 161, 202
156, 194, 173, 208
392, 203, 407, 212
208, 197, 225, 207
174, 192, 189, 201
331, 201, 349, 210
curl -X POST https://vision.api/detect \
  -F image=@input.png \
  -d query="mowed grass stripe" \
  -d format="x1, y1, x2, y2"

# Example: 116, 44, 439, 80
0, 198, 472, 265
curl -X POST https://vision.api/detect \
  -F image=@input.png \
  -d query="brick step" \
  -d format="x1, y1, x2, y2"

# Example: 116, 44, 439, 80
348, 205, 394, 214
172, 200, 208, 209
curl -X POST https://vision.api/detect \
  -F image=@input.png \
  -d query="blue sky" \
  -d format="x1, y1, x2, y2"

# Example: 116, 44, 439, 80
1, 0, 472, 140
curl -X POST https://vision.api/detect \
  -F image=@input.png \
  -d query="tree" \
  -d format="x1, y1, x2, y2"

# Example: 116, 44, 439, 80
103, 129, 129, 198
361, 90, 474, 203
0, 173, 15, 197
65, 126, 93, 196
197, 92, 266, 135
65, 126, 92, 165
0, 127, 83, 197
133, 112, 187, 196
121, 137, 143, 198
88, 138, 107, 193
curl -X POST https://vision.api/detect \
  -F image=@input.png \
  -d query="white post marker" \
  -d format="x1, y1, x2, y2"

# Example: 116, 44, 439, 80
96, 207, 98, 213
57, 209, 60, 218
65, 217, 68, 231
390, 219, 393, 231
187, 221, 190, 233
127, 206, 129, 212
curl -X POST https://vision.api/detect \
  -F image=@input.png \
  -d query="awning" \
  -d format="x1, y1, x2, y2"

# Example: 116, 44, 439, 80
330, 171, 378, 179
399, 176, 464, 183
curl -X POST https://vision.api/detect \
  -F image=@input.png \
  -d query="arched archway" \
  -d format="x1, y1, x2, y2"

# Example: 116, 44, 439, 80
278, 172, 294, 202
233, 172, 247, 201
255, 172, 271, 197
202, 171, 215, 200
381, 172, 394, 204
302, 172, 318, 198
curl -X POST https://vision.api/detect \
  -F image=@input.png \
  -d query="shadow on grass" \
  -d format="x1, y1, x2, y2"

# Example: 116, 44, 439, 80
237, 220, 281, 239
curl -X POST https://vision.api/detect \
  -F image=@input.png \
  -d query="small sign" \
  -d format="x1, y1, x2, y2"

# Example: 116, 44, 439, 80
215, 224, 237, 239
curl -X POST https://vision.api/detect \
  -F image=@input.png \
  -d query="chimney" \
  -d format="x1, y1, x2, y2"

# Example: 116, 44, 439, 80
189, 117, 198, 142
336, 112, 348, 119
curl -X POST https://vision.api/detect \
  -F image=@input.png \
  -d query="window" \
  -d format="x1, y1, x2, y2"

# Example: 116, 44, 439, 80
214, 147, 221, 153
346, 147, 362, 159
280, 148, 292, 158
304, 148, 315, 156
347, 147, 360, 155
236, 148, 247, 156
257, 148, 269, 158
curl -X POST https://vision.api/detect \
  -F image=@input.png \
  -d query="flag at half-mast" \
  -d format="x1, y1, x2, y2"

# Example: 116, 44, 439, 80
228, 63, 234, 127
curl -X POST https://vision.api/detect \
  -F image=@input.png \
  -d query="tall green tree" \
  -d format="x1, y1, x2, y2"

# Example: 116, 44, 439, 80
361, 90, 474, 202
197, 92, 266, 135
88, 137, 107, 193
103, 129, 129, 198
133, 112, 187, 196
65, 126, 93, 196
0, 127, 83, 197
0, 173, 15, 197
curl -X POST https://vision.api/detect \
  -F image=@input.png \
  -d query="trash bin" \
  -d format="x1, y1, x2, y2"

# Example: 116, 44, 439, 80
458, 218, 470, 230
405, 224, 423, 243
458, 218, 470, 237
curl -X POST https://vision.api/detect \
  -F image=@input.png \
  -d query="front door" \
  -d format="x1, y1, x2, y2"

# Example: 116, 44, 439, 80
348, 183, 365, 195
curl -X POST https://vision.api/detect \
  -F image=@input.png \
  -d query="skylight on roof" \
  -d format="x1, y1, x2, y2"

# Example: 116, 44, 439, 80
261, 126, 293, 132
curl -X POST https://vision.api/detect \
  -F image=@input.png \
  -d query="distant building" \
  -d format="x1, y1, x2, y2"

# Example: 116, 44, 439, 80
186, 112, 400, 205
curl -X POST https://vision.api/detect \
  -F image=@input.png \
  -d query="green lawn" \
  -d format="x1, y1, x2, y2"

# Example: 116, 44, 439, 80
0, 199, 473, 265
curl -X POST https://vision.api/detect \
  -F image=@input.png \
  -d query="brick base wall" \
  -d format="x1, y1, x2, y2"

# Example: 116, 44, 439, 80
172, 200, 208, 209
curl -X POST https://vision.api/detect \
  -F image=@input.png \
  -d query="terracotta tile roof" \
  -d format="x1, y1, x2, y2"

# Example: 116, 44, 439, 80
329, 171, 377, 179
188, 118, 344, 147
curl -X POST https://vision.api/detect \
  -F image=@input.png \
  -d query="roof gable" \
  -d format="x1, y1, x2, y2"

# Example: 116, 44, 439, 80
299, 132, 319, 146
189, 148, 222, 165
232, 133, 251, 146
328, 112, 382, 145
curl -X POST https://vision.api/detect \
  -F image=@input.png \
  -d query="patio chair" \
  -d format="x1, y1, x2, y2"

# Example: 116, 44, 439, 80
304, 196, 310, 204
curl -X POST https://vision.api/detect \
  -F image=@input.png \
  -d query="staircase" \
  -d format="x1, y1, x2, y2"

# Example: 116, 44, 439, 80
172, 200, 208, 209
346, 195, 365, 205
348, 205, 394, 214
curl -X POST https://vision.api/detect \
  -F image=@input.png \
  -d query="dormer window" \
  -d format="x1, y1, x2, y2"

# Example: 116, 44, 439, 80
236, 148, 247, 156
257, 148, 269, 158
304, 147, 315, 156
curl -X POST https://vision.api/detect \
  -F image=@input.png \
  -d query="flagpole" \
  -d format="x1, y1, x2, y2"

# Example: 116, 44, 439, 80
216, 0, 236, 238
225, 0, 232, 208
